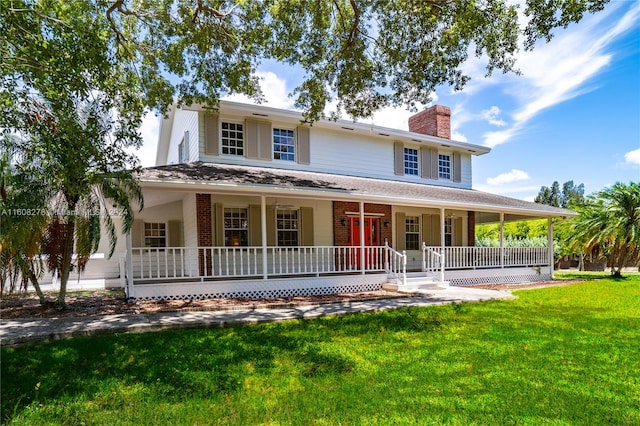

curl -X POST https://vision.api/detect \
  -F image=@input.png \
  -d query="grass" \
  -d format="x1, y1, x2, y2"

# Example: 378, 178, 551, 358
2, 273, 639, 425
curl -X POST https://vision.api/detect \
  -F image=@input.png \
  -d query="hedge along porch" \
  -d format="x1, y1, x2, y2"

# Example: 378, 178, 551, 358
120, 163, 571, 300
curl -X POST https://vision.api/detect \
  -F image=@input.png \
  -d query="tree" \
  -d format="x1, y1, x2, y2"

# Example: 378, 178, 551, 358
535, 180, 585, 208
2, 0, 610, 122
569, 182, 640, 278
1, 0, 611, 306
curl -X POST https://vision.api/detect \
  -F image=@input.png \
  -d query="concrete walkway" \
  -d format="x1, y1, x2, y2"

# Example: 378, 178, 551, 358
0, 287, 514, 347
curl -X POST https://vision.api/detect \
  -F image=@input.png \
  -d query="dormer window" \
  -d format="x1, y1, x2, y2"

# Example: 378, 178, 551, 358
438, 154, 452, 180
221, 122, 244, 156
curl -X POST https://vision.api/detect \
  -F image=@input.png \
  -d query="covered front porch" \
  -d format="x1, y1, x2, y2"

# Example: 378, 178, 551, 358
120, 163, 566, 300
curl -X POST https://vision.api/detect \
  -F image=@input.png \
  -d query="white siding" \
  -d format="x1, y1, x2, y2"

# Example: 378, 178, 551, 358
198, 117, 473, 189
166, 109, 199, 165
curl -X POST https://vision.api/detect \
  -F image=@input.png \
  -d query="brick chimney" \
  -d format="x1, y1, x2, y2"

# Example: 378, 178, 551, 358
408, 105, 451, 139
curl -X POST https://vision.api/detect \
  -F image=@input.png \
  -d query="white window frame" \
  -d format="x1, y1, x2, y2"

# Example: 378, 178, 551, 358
404, 147, 419, 176
276, 209, 299, 246
439, 153, 452, 180
144, 222, 167, 248
220, 121, 245, 157
273, 128, 296, 161
178, 131, 189, 163
223, 207, 248, 246
405, 216, 420, 250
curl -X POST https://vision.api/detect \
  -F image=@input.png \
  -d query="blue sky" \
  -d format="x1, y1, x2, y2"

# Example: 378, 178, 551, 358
138, 0, 640, 201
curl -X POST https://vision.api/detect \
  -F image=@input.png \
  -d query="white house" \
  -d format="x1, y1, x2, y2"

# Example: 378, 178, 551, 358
72, 101, 573, 300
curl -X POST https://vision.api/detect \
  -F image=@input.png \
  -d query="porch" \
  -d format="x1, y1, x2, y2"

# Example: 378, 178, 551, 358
121, 244, 551, 300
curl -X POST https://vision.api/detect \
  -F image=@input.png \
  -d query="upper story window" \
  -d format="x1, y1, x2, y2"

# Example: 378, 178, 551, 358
221, 122, 244, 156
273, 128, 295, 161
405, 216, 420, 250
404, 148, 419, 175
439, 154, 452, 180
277, 209, 299, 246
144, 223, 166, 248
224, 207, 248, 246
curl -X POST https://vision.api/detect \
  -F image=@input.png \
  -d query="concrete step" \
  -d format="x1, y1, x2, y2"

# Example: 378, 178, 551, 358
383, 273, 449, 292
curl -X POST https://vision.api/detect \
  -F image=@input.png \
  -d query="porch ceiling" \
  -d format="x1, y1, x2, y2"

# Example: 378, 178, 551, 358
138, 162, 575, 218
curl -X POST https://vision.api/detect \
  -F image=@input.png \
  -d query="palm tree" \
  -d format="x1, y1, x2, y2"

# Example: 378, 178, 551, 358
569, 182, 640, 278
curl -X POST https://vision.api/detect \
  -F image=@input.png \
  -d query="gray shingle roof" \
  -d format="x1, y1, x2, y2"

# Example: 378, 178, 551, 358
139, 162, 573, 217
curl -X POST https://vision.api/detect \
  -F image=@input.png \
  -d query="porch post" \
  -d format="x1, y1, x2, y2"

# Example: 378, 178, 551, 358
126, 230, 134, 299
548, 217, 554, 279
440, 207, 445, 248
360, 201, 365, 275
499, 212, 505, 269
261, 195, 268, 280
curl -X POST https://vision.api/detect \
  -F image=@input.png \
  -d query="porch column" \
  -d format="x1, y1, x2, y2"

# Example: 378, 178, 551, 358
440, 207, 446, 247
499, 212, 505, 269
261, 195, 268, 280
548, 217, 554, 279
126, 230, 134, 299
360, 201, 365, 275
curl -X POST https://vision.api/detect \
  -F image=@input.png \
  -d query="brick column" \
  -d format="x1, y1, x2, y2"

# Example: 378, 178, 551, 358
467, 211, 475, 247
196, 193, 212, 275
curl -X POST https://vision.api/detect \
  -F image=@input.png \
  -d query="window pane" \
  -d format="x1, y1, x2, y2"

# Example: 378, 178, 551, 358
405, 216, 420, 250
439, 154, 451, 180
277, 209, 299, 246
404, 148, 419, 175
221, 122, 244, 156
273, 128, 295, 161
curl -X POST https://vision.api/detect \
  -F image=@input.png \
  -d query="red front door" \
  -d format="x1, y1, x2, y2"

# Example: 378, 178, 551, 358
350, 217, 379, 268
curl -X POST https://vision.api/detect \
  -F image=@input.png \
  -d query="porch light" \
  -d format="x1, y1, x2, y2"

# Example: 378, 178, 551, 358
384, 220, 389, 227
341, 219, 347, 226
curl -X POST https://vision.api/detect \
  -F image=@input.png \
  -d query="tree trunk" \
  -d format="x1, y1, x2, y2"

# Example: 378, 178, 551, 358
55, 220, 75, 310
26, 260, 47, 306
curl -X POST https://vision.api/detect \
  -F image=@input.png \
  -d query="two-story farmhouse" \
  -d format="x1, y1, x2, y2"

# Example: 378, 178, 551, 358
90, 100, 570, 301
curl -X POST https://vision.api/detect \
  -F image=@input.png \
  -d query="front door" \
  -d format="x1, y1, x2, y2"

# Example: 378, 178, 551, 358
349, 217, 379, 268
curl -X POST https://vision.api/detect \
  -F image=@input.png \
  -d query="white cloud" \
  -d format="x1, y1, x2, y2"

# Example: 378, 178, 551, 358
624, 148, 640, 166
487, 169, 530, 186
476, 1, 640, 147
481, 106, 506, 127
224, 71, 294, 109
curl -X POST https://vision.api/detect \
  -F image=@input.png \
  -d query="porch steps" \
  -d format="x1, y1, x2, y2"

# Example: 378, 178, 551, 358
382, 272, 449, 293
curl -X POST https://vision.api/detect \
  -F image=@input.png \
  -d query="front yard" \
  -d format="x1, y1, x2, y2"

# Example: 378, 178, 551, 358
2, 274, 639, 425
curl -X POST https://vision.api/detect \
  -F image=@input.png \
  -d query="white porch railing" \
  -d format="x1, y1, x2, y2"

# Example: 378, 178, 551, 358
130, 246, 389, 281
385, 242, 407, 287
424, 246, 549, 269
422, 243, 445, 283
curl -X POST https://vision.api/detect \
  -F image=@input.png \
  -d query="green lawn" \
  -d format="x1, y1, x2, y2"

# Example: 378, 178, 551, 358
2, 274, 639, 425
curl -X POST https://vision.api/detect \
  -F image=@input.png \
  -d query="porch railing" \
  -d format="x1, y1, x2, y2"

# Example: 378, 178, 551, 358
130, 246, 388, 281
422, 243, 445, 283
385, 242, 407, 287
424, 246, 548, 269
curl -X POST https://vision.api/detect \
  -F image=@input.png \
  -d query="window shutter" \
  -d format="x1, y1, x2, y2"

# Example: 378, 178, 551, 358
204, 113, 219, 156
131, 219, 144, 247
455, 217, 463, 246
394, 142, 404, 176
300, 207, 314, 246
297, 126, 310, 165
258, 121, 272, 161
168, 220, 183, 247
431, 149, 439, 180
395, 212, 406, 250
214, 203, 224, 246
420, 147, 432, 179
245, 119, 259, 159
453, 152, 461, 183
431, 215, 442, 246
421, 214, 431, 247
248, 205, 262, 246
266, 207, 276, 246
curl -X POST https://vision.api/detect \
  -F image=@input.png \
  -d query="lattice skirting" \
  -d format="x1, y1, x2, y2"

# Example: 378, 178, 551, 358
445, 267, 552, 287
129, 274, 387, 301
